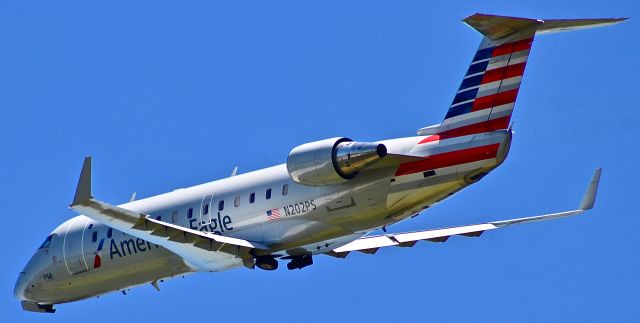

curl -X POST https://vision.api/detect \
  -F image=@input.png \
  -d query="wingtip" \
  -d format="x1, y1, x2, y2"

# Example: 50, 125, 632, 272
601, 17, 629, 24
579, 168, 602, 211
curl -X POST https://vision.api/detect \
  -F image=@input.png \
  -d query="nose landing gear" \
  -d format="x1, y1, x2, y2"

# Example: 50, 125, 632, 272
21, 301, 55, 313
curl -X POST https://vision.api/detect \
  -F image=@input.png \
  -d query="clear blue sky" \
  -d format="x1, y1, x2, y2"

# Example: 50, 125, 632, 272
1, 1, 638, 322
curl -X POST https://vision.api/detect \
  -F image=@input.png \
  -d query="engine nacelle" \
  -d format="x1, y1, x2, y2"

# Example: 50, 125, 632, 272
287, 137, 387, 186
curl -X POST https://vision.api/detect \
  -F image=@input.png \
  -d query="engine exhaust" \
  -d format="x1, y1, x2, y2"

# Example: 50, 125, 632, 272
333, 141, 387, 179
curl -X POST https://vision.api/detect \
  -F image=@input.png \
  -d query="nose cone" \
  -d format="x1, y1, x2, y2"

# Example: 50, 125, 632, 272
14, 259, 40, 302
14, 251, 50, 302
14, 272, 27, 300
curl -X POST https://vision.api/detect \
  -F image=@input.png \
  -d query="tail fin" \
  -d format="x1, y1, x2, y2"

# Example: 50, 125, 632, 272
417, 14, 626, 137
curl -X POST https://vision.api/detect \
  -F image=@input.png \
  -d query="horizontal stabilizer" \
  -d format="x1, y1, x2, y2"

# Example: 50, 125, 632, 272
537, 18, 628, 35
464, 13, 627, 42
463, 14, 540, 42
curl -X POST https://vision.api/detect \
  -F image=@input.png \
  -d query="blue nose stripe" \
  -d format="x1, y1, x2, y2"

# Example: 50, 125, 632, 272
97, 238, 105, 251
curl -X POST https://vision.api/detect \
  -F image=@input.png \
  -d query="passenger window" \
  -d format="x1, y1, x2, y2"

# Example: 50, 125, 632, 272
266, 188, 272, 200
203, 204, 209, 215
218, 200, 225, 211
107, 228, 112, 238
187, 208, 193, 219
249, 192, 255, 203
234, 196, 240, 207
282, 184, 289, 196
88, 223, 93, 229
92, 231, 97, 242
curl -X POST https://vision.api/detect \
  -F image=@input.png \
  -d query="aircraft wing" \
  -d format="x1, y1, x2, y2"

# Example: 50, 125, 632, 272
328, 168, 601, 257
69, 157, 266, 270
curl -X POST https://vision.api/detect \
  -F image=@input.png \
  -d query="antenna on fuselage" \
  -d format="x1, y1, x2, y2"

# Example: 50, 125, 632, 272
230, 166, 238, 177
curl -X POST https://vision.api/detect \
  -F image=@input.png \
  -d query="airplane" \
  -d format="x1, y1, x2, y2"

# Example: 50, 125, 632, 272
14, 13, 624, 313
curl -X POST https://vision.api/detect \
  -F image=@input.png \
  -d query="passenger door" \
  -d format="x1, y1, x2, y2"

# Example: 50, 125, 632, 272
63, 218, 89, 275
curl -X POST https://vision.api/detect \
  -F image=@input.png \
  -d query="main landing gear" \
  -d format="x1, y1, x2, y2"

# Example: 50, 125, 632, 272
255, 256, 278, 271
286, 254, 313, 270
254, 254, 314, 271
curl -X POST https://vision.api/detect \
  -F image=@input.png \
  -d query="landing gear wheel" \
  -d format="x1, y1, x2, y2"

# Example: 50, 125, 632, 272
255, 257, 278, 271
287, 254, 313, 270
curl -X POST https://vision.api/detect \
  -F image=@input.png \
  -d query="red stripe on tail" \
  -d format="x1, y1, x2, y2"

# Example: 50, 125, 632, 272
418, 116, 511, 144
481, 62, 527, 84
395, 143, 501, 176
491, 38, 533, 57
472, 89, 519, 111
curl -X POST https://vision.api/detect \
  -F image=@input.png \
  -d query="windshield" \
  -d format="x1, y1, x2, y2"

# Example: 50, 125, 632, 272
38, 235, 53, 249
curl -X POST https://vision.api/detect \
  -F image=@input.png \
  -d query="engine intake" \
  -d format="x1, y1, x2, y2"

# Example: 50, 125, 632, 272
287, 137, 387, 186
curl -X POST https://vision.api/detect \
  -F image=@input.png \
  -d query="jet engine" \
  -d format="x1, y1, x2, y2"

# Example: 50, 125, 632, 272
286, 137, 387, 186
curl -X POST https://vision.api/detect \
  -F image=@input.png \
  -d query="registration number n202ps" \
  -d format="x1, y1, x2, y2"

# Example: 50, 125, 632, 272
283, 200, 316, 216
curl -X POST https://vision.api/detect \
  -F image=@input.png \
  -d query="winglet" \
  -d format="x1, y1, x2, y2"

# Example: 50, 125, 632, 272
71, 156, 93, 206
579, 168, 602, 210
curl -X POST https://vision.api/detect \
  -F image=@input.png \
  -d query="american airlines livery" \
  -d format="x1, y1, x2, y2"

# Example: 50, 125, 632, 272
15, 13, 624, 313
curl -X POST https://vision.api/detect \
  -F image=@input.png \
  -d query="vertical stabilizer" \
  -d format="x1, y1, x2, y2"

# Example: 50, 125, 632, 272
417, 14, 626, 138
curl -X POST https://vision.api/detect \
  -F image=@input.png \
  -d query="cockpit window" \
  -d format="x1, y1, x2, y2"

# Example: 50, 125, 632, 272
38, 235, 53, 249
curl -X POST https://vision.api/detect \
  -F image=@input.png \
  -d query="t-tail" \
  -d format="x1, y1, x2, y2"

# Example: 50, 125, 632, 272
417, 14, 626, 138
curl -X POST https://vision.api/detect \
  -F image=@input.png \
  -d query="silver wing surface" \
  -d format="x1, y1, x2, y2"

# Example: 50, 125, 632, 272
69, 157, 266, 271
329, 168, 601, 257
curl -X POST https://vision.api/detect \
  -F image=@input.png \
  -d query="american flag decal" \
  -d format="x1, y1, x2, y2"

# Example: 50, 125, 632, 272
266, 208, 281, 221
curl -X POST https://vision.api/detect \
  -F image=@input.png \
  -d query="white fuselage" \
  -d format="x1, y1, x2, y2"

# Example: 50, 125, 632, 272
16, 130, 512, 305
